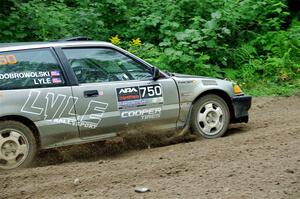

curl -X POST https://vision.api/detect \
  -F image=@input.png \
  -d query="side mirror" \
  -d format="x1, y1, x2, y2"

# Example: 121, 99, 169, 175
152, 67, 160, 81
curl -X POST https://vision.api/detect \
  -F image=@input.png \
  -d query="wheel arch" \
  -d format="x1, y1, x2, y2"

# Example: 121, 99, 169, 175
0, 115, 41, 147
192, 89, 234, 122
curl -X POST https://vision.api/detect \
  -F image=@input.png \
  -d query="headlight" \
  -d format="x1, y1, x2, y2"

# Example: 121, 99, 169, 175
233, 84, 243, 95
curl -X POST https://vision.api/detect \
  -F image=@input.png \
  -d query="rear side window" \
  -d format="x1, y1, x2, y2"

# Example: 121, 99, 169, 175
0, 48, 65, 90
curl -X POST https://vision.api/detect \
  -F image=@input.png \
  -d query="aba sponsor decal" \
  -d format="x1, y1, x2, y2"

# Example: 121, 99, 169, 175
116, 86, 140, 102
116, 84, 163, 109
21, 90, 108, 129
119, 87, 138, 94
121, 107, 162, 120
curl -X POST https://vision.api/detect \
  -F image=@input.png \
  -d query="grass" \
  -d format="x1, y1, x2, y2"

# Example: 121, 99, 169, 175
244, 79, 300, 96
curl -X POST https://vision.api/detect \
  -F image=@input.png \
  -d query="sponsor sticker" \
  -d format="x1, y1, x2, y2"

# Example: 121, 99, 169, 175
116, 86, 140, 102
99, 90, 104, 96
178, 80, 197, 84
52, 77, 62, 84
120, 107, 162, 120
51, 70, 61, 77
21, 90, 108, 129
116, 84, 163, 109
117, 99, 146, 108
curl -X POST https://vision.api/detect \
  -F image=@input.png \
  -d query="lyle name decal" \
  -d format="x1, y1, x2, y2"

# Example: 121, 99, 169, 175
21, 90, 108, 129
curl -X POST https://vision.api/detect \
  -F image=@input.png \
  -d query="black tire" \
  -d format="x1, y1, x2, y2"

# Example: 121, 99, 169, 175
0, 120, 37, 170
191, 94, 230, 139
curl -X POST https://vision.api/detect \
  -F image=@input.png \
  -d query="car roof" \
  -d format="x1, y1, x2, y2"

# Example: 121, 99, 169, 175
0, 41, 114, 52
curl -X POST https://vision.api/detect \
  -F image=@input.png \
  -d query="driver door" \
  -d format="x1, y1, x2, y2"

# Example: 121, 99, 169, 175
61, 47, 179, 139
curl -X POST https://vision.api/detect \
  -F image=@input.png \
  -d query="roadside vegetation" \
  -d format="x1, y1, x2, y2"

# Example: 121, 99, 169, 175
0, 0, 299, 96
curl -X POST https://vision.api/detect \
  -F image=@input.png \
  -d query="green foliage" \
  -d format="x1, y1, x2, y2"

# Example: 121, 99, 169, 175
0, 0, 299, 96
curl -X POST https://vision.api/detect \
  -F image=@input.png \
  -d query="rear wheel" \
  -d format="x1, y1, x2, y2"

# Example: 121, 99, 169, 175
0, 121, 37, 170
191, 94, 230, 138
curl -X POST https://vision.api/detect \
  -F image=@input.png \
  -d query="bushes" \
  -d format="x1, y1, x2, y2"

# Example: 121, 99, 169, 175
0, 0, 299, 95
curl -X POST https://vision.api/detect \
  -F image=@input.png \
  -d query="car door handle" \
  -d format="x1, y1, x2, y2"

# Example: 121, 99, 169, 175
84, 90, 99, 98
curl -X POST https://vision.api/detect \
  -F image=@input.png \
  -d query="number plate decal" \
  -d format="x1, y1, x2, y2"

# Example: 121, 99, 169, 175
139, 84, 162, 99
116, 84, 163, 109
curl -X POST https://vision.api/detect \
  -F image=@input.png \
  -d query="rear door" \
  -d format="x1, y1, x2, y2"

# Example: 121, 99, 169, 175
60, 47, 179, 139
0, 48, 78, 147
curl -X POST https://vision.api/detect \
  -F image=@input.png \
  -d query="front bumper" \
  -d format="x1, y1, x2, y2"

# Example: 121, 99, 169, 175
231, 95, 252, 123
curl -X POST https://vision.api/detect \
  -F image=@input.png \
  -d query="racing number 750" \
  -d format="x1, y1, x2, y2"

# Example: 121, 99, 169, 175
140, 85, 162, 98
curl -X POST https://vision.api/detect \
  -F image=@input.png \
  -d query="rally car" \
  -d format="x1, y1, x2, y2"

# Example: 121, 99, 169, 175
0, 37, 251, 170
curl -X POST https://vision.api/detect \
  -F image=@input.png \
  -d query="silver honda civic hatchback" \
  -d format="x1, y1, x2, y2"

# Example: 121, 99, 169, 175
0, 38, 251, 170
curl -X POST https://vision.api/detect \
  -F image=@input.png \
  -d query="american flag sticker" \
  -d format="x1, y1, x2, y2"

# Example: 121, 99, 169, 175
52, 77, 62, 84
51, 70, 61, 77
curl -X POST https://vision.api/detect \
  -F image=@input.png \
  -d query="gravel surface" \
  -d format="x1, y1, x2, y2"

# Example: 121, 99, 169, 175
0, 96, 299, 199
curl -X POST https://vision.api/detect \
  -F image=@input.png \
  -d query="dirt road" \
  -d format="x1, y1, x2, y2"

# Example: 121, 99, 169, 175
1, 96, 300, 199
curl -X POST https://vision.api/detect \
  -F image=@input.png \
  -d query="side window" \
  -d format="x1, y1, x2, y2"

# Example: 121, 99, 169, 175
0, 48, 65, 90
62, 48, 153, 84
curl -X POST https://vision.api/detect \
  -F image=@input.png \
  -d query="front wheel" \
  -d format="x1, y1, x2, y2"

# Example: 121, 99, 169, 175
0, 121, 37, 170
191, 94, 230, 139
